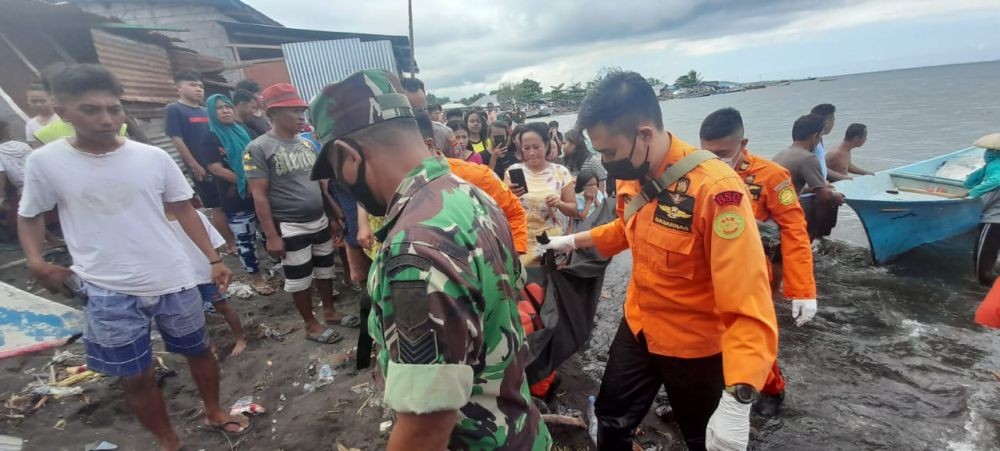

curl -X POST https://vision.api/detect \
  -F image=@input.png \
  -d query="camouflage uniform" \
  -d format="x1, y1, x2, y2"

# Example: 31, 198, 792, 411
308, 69, 551, 451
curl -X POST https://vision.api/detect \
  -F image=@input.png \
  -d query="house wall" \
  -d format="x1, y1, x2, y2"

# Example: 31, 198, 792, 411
74, 2, 242, 80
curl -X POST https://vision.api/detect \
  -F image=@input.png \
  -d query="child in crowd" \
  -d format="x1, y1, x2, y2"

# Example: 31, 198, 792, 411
573, 169, 606, 230
166, 207, 248, 356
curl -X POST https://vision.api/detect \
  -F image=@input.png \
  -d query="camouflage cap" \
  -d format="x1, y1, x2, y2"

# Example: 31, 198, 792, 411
310, 69, 415, 180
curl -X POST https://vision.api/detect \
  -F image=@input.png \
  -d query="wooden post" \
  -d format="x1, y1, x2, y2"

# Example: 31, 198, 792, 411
408, 0, 415, 79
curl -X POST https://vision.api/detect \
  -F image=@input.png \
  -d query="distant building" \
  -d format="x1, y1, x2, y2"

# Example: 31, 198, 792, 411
62, 0, 278, 79
61, 0, 417, 86
0, 0, 227, 155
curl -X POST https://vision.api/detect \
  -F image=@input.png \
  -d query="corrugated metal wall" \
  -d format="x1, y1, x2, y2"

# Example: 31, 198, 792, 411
92, 29, 177, 104
282, 39, 398, 102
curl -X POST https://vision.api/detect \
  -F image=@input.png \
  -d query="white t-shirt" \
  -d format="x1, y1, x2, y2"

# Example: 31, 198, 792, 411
25, 114, 59, 144
19, 139, 198, 295
168, 211, 225, 285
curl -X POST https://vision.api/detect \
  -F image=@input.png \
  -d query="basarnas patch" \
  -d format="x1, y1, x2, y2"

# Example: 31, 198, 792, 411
713, 211, 746, 240
775, 180, 796, 206
654, 190, 695, 232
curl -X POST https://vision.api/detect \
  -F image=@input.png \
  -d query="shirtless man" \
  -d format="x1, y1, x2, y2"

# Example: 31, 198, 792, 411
826, 123, 873, 180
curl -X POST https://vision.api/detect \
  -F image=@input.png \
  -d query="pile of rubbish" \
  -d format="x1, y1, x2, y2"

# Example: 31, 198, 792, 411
3, 351, 99, 419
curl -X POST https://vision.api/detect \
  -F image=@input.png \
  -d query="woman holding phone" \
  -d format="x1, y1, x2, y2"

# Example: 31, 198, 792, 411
504, 122, 576, 261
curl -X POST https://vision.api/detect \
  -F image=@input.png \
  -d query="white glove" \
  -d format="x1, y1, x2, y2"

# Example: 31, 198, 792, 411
538, 234, 576, 254
705, 391, 751, 451
791, 299, 818, 327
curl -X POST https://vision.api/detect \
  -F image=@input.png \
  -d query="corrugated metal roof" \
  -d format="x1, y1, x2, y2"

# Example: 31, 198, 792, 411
219, 21, 416, 74
282, 39, 399, 102
92, 29, 177, 104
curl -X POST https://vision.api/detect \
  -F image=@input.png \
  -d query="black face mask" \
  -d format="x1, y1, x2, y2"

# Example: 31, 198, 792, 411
602, 131, 650, 181
336, 138, 387, 216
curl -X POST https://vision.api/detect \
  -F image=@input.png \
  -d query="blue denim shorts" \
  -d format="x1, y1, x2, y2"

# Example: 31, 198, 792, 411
82, 283, 208, 377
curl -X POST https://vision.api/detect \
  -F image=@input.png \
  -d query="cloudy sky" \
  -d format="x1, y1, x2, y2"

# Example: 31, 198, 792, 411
246, 0, 1000, 99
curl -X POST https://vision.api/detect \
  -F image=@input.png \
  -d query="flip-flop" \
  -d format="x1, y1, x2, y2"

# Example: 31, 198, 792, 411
204, 417, 253, 436
339, 314, 361, 328
307, 327, 343, 344
252, 284, 276, 296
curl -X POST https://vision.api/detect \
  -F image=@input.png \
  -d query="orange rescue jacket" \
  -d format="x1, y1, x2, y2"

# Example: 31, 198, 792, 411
590, 134, 778, 389
734, 150, 817, 300
448, 158, 529, 254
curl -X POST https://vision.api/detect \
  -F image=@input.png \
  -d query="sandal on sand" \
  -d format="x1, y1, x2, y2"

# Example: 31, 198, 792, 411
205, 417, 253, 436
339, 314, 361, 328
307, 327, 343, 344
252, 284, 276, 296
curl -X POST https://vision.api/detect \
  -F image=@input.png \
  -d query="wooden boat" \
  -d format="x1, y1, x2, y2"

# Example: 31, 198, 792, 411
0, 282, 83, 360
834, 146, 985, 264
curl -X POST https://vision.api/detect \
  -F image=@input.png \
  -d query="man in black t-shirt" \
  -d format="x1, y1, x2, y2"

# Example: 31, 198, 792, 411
166, 70, 235, 251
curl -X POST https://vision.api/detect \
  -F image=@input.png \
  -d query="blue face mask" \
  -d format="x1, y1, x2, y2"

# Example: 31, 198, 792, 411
601, 131, 650, 181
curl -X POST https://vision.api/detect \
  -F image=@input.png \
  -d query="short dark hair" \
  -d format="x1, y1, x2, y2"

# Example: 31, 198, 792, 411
577, 71, 662, 135
548, 120, 559, 128
232, 89, 256, 105
348, 117, 421, 148
174, 69, 202, 83
845, 123, 867, 140
700, 107, 744, 141
235, 79, 261, 94
490, 120, 509, 132
401, 77, 425, 93
487, 102, 494, 107
49, 64, 124, 100
792, 114, 827, 141
27, 83, 47, 93
414, 110, 434, 140
428, 104, 442, 113
446, 119, 469, 134
446, 108, 464, 120
519, 122, 552, 146
810, 103, 836, 118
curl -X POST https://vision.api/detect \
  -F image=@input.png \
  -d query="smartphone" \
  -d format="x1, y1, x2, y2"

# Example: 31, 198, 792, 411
508, 168, 528, 193
493, 134, 506, 148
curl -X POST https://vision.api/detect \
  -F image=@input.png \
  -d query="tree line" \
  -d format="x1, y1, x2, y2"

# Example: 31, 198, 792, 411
428, 68, 705, 106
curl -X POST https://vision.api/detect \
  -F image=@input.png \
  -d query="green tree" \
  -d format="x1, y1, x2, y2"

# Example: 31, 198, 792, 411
674, 70, 703, 88
458, 92, 486, 106
496, 81, 518, 104
646, 77, 664, 86
427, 93, 451, 106
517, 79, 543, 102
548, 83, 566, 101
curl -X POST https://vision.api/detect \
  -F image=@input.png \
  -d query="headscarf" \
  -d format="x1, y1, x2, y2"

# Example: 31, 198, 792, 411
207, 94, 252, 198
964, 150, 1000, 199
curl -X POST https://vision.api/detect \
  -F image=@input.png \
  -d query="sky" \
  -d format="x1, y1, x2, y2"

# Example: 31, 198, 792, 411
245, 0, 1000, 99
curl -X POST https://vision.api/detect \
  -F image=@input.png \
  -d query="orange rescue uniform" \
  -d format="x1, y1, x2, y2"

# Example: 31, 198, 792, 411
448, 158, 529, 254
589, 134, 778, 389
734, 150, 816, 299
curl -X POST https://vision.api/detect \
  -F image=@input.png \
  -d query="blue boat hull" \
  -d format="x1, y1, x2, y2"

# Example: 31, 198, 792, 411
843, 197, 980, 264
0, 282, 83, 360
836, 146, 985, 264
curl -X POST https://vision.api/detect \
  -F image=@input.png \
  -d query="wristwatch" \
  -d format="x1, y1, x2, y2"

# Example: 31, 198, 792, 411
725, 384, 759, 404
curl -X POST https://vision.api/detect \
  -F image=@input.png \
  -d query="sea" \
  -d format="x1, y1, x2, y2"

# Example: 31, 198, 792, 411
549, 61, 1000, 450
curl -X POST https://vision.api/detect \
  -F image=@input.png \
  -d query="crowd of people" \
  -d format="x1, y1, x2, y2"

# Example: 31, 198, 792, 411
1, 58, 995, 451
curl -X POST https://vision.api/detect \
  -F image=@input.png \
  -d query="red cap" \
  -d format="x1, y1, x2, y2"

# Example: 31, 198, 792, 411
261, 83, 308, 110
